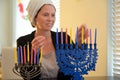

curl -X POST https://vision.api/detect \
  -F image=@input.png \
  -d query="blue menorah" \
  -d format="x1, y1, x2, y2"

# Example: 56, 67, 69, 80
55, 28, 98, 80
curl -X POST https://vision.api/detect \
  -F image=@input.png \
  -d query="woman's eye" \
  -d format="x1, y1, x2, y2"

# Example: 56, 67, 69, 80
52, 14, 55, 17
43, 14, 48, 16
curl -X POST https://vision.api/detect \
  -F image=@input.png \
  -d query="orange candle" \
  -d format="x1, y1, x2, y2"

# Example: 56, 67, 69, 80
27, 42, 30, 62
82, 27, 84, 44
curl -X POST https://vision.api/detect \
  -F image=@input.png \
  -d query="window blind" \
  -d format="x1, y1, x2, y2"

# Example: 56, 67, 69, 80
112, 0, 120, 78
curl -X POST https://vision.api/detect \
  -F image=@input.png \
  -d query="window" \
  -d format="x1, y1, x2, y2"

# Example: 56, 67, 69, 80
112, 0, 120, 78
15, 0, 60, 43
108, 0, 120, 79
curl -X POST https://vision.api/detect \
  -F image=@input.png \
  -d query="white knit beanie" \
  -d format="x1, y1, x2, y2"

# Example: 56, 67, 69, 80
26, 0, 54, 27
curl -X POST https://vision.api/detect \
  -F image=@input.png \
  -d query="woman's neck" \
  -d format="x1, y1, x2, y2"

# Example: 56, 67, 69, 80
35, 29, 51, 38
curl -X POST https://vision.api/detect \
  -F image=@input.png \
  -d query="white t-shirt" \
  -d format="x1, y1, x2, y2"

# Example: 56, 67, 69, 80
41, 52, 59, 78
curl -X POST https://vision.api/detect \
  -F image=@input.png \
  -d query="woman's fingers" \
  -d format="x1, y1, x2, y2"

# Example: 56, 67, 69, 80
31, 36, 45, 50
78, 24, 89, 45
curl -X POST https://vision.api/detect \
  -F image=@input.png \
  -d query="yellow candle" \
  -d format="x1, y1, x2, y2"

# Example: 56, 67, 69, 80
70, 27, 72, 44
82, 27, 84, 44
40, 48, 42, 64
27, 42, 30, 62
14, 47, 17, 64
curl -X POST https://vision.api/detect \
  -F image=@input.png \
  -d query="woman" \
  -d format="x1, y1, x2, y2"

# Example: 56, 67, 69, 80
17, 0, 87, 80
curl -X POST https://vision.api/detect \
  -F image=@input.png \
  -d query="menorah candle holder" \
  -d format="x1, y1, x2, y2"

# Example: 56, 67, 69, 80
55, 28, 98, 80
56, 43, 98, 80
13, 63, 41, 80
13, 47, 42, 80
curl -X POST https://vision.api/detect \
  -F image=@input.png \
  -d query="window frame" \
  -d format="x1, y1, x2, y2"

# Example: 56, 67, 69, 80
107, 0, 114, 77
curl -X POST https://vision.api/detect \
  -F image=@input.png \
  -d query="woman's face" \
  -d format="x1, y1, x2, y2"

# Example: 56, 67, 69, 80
35, 4, 56, 31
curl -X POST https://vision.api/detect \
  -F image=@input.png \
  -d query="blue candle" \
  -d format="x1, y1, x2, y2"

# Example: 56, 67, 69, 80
37, 49, 40, 64
17, 47, 21, 64
20, 46, 23, 64
94, 28, 97, 44
56, 28, 58, 44
75, 27, 79, 49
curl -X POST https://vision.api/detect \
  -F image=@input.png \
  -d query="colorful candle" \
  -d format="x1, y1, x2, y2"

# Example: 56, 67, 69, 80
31, 49, 33, 64
34, 49, 36, 64
17, 47, 21, 64
27, 42, 30, 62
86, 29, 88, 44
76, 27, 78, 43
37, 49, 40, 64
82, 27, 84, 44
56, 28, 58, 44
66, 28, 68, 44
70, 27, 72, 44
14, 47, 18, 64
90, 29, 92, 44
94, 28, 97, 44
61, 28, 63, 44
20, 46, 23, 64
23, 45, 26, 64
40, 48, 42, 64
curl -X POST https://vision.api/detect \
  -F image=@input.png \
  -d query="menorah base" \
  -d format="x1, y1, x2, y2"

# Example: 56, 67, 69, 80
13, 63, 41, 80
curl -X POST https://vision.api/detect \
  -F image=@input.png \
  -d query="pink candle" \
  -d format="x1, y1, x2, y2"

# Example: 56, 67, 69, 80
34, 49, 36, 64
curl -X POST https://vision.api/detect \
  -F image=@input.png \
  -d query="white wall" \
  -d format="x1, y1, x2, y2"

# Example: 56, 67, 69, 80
0, 0, 16, 55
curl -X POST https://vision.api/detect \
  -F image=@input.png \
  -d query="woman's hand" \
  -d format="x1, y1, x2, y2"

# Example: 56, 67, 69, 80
31, 36, 45, 51
78, 24, 89, 46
